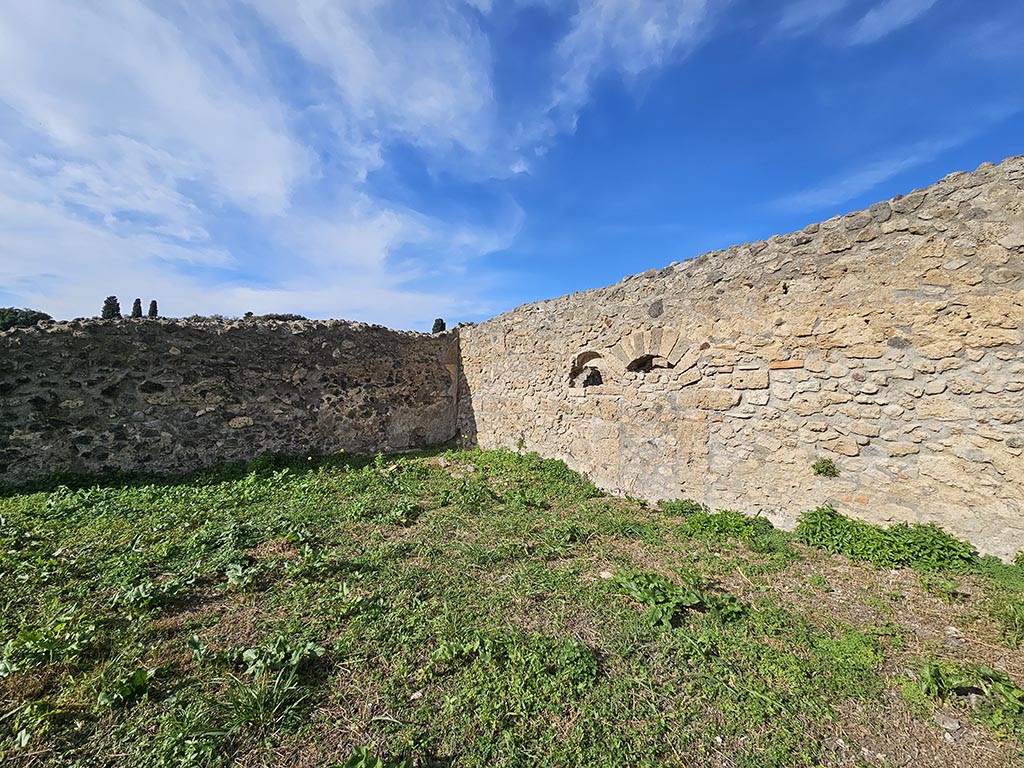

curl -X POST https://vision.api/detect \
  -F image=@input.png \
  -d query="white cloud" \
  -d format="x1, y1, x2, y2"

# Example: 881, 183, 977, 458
0, 1, 518, 328
207, 196, 520, 327
247, 0, 495, 155
0, 2, 310, 216
0, 165, 231, 321
778, 0, 851, 35
777, 0, 940, 45
547, 0, 714, 132
848, 0, 939, 46
0, 149, 512, 328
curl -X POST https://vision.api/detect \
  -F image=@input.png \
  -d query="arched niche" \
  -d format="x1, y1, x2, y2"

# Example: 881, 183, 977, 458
626, 354, 673, 373
569, 350, 609, 389
609, 327, 687, 373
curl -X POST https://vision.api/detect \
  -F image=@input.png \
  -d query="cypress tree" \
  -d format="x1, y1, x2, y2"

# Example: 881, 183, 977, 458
101, 296, 121, 319
148, 300, 158, 318
131, 298, 143, 318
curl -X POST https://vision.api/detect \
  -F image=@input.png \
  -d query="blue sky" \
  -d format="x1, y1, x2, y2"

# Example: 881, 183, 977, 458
0, 1, 1021, 330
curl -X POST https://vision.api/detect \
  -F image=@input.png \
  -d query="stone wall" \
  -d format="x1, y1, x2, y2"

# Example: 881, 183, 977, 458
3, 157, 1022, 557
0, 319, 458, 483
457, 156, 1024, 559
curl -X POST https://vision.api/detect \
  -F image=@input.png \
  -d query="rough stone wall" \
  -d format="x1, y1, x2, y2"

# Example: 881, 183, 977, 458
457, 156, 1024, 559
0, 319, 458, 483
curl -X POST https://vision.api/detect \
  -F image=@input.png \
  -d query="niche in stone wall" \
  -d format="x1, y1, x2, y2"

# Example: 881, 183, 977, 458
608, 327, 688, 376
626, 354, 674, 373
569, 351, 609, 389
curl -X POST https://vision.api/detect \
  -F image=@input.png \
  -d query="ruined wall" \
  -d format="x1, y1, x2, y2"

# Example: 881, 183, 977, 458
457, 156, 1024, 559
0, 319, 458, 483
3, 158, 1022, 557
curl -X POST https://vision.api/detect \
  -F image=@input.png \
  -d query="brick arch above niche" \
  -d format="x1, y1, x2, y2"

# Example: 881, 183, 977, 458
604, 327, 702, 377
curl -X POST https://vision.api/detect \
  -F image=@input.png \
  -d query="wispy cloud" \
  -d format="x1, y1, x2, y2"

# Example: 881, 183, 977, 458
0, 3, 311, 216
958, 18, 1024, 63
546, 0, 716, 133
769, 134, 967, 214
778, 0, 851, 35
0, 0, 737, 328
248, 1, 496, 157
777, 0, 940, 44
847, 0, 939, 46
766, 96, 1024, 215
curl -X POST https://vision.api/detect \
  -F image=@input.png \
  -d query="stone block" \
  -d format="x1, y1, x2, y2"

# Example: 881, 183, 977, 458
745, 390, 771, 406
659, 328, 680, 360
649, 327, 663, 355
732, 370, 769, 390
919, 340, 963, 359
990, 267, 1022, 284
692, 389, 741, 411
850, 423, 881, 438
966, 328, 1020, 347
846, 344, 885, 359
821, 229, 851, 253
607, 342, 631, 365
886, 442, 919, 457
669, 342, 694, 368
822, 437, 860, 456
915, 399, 972, 421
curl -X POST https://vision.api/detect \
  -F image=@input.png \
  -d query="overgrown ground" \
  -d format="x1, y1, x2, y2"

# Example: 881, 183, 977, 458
2, 449, 1023, 768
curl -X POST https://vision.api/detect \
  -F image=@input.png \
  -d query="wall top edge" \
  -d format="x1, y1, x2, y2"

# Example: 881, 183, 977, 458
464, 153, 1024, 329
0, 316, 456, 339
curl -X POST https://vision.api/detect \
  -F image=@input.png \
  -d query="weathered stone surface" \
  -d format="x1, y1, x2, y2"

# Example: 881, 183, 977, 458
822, 437, 860, 457
732, 370, 769, 390
457, 156, 1024, 560
919, 340, 964, 359
1, 319, 458, 481
690, 389, 742, 411
675, 368, 702, 387
966, 328, 1020, 347
887, 442, 920, 457
822, 229, 852, 253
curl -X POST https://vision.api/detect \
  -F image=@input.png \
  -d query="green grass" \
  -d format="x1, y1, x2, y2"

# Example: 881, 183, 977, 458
1, 449, 1023, 766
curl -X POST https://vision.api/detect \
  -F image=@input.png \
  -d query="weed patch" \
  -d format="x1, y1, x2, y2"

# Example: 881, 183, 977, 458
915, 658, 1024, 738
660, 501, 796, 565
795, 505, 977, 572
613, 570, 745, 627
812, 458, 840, 477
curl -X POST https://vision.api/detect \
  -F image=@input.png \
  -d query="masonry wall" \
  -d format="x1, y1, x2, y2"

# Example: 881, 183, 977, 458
457, 156, 1024, 559
0, 319, 458, 483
